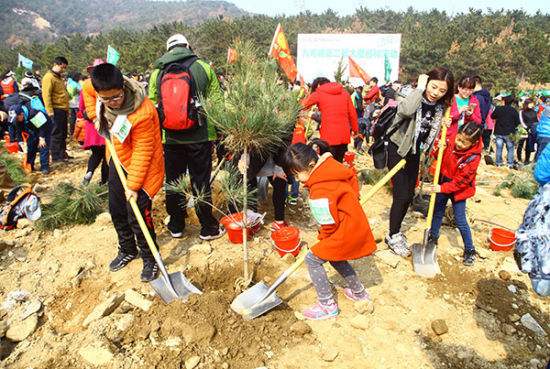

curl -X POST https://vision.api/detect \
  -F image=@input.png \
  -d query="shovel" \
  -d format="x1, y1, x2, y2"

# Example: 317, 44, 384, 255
105, 138, 202, 303
231, 247, 308, 320
231, 164, 403, 319
412, 110, 449, 278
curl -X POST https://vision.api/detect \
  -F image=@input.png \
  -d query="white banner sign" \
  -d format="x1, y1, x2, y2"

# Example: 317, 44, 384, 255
297, 33, 401, 85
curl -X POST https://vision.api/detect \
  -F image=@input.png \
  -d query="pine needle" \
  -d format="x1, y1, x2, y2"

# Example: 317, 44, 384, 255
0, 149, 27, 184
36, 182, 108, 231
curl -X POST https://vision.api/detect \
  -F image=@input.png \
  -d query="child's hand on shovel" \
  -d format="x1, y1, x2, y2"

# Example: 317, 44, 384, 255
125, 188, 138, 202
424, 184, 441, 193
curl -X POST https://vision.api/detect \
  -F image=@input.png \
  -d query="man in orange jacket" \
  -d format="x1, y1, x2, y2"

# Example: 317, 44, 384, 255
91, 63, 165, 282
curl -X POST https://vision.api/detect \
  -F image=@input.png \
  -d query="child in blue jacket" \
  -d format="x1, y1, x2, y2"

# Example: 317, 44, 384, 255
8, 101, 52, 174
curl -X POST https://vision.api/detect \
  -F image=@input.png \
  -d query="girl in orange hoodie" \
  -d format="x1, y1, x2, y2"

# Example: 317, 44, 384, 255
285, 139, 377, 320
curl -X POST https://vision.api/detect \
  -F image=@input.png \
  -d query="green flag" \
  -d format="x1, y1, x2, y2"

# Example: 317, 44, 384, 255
384, 52, 392, 83
106, 45, 120, 65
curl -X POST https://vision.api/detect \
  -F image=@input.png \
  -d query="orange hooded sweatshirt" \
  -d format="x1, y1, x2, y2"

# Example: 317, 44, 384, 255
305, 153, 376, 261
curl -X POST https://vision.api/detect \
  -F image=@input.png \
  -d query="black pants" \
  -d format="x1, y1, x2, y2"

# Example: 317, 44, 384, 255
387, 142, 421, 236
164, 142, 219, 236
482, 129, 492, 152
108, 160, 155, 261
68, 108, 78, 137
87, 146, 108, 184
50, 108, 68, 161
330, 144, 348, 163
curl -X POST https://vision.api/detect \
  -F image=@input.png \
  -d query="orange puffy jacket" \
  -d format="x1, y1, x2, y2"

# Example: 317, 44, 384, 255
305, 154, 376, 261
107, 97, 165, 198
81, 79, 97, 121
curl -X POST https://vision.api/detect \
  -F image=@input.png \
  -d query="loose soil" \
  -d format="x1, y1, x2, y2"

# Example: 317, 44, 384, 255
0, 147, 548, 369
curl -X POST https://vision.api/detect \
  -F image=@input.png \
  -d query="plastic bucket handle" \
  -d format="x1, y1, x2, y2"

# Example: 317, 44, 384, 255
272, 238, 301, 254
488, 231, 516, 248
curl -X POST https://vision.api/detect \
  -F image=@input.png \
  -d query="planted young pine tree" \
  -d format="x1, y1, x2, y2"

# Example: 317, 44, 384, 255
202, 40, 300, 288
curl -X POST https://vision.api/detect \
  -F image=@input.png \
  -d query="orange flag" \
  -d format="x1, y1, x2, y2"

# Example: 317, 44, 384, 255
227, 47, 238, 64
348, 56, 371, 85
268, 23, 297, 82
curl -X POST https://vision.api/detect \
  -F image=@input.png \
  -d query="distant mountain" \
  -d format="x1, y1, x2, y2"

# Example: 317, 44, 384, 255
0, 0, 247, 46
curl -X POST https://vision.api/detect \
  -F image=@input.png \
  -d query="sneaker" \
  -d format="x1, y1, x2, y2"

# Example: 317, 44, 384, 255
463, 251, 476, 266
41, 169, 50, 175
287, 195, 298, 205
141, 260, 159, 282
270, 220, 288, 232
427, 234, 438, 248
109, 252, 137, 272
81, 171, 93, 186
343, 288, 370, 302
199, 226, 226, 241
167, 224, 183, 238
385, 232, 411, 257
302, 300, 339, 320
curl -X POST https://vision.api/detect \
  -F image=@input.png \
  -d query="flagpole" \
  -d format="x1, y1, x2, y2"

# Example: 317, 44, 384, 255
268, 23, 281, 57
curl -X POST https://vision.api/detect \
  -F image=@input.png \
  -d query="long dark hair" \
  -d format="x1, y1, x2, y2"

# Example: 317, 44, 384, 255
426, 67, 454, 106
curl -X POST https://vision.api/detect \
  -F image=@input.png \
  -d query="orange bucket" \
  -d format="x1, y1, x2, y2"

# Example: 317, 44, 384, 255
5, 142, 19, 154
220, 213, 261, 244
271, 226, 301, 257
488, 228, 516, 251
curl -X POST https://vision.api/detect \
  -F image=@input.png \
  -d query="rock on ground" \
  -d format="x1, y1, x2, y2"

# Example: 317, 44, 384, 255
354, 300, 374, 315
83, 293, 124, 327
185, 356, 201, 369
5, 313, 38, 342
520, 313, 547, 336
320, 347, 339, 362
124, 289, 153, 312
290, 321, 311, 336
375, 250, 401, 268
78, 342, 114, 366
95, 212, 112, 226
431, 319, 449, 335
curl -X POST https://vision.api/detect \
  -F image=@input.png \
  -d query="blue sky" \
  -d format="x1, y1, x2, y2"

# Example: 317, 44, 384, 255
229, 0, 548, 16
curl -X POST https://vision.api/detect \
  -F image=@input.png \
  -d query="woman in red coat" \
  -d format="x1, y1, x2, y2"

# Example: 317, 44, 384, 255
425, 122, 483, 266
301, 78, 358, 162
449, 76, 482, 136
285, 139, 376, 320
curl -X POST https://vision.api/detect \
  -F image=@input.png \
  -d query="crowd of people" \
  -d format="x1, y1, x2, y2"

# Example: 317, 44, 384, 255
1, 33, 549, 318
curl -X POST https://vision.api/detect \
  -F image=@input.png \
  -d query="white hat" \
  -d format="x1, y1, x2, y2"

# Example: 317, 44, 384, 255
6, 70, 15, 77
166, 34, 189, 50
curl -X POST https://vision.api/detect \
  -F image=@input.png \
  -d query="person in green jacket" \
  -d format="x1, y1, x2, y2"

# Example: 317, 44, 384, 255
149, 34, 225, 240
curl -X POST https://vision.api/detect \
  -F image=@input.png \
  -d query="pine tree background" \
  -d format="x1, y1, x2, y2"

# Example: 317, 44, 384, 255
0, 7, 548, 91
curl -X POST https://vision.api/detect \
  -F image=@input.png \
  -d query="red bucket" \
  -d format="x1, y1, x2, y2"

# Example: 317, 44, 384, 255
488, 228, 516, 251
271, 226, 301, 257
344, 151, 356, 167
5, 142, 19, 154
220, 213, 261, 244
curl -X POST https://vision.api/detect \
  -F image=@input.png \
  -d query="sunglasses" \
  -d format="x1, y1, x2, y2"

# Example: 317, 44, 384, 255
98, 91, 124, 103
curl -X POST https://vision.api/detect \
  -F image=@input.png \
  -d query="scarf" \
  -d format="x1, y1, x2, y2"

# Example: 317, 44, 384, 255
102, 77, 145, 125
412, 97, 443, 154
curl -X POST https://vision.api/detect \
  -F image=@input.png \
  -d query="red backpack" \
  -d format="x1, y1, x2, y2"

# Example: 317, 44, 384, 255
157, 56, 201, 131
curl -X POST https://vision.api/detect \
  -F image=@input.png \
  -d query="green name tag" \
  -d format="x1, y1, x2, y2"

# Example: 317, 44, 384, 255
30, 112, 47, 128
309, 198, 335, 225
111, 115, 132, 143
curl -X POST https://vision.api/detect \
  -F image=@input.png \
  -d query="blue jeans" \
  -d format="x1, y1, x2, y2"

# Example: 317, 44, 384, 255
430, 193, 475, 253
495, 134, 515, 166
287, 176, 300, 198
27, 127, 51, 172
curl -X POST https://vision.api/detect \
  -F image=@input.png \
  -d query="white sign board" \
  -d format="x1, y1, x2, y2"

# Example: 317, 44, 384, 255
297, 33, 401, 85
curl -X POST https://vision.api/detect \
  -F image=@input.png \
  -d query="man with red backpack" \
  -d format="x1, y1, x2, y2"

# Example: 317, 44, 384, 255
148, 34, 225, 240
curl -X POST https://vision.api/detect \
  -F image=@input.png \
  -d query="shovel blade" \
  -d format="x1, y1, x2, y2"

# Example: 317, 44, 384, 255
230, 282, 283, 320
150, 272, 202, 304
412, 242, 440, 278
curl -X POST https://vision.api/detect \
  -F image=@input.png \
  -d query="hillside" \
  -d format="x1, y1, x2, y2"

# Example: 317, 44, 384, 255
0, 0, 247, 46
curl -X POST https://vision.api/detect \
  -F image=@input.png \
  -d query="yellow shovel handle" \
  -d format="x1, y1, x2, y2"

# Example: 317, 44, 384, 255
105, 138, 162, 261
425, 108, 450, 227
361, 159, 406, 206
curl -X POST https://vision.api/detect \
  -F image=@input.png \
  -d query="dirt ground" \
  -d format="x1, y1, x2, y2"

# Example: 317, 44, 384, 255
0, 148, 548, 369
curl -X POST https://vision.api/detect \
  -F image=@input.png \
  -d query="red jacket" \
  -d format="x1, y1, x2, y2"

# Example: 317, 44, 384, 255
437, 132, 483, 201
302, 82, 358, 146
449, 95, 482, 136
363, 84, 380, 105
305, 154, 376, 261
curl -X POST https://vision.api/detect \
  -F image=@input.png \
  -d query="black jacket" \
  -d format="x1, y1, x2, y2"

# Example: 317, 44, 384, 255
491, 105, 520, 136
